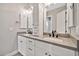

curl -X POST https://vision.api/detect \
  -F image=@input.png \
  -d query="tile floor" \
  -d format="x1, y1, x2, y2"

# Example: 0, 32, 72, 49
13, 52, 23, 56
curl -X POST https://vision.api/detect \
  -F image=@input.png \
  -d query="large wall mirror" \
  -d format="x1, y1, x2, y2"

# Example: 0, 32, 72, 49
43, 3, 74, 36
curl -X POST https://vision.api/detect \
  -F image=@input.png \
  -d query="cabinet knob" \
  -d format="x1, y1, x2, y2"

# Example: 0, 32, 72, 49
45, 52, 48, 55
48, 54, 51, 56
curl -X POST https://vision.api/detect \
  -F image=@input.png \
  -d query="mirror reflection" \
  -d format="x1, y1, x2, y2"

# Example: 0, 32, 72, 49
43, 3, 74, 37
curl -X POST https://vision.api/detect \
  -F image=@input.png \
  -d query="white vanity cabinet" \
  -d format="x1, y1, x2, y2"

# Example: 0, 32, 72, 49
18, 36, 26, 56
18, 36, 76, 56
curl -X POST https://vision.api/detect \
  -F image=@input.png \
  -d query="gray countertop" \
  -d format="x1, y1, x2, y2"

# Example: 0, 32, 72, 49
18, 33, 77, 51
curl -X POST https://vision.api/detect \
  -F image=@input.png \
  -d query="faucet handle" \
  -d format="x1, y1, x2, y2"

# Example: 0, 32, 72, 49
56, 34, 58, 38
49, 33, 51, 37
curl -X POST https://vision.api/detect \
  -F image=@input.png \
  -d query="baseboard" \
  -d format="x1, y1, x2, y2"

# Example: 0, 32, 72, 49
5, 49, 18, 56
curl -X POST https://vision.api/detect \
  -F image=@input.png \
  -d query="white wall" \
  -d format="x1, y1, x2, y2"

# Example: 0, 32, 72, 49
0, 3, 27, 55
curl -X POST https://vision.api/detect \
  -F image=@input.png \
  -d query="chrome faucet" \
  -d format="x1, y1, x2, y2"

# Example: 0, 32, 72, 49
52, 30, 58, 38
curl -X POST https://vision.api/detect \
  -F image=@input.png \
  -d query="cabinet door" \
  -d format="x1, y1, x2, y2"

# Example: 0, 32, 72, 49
50, 44, 75, 56
18, 36, 26, 56
35, 47, 50, 56
35, 40, 51, 56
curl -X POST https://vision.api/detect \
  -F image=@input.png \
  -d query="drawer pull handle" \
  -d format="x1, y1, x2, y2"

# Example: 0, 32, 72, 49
20, 41, 23, 43
29, 40, 32, 43
28, 48, 32, 51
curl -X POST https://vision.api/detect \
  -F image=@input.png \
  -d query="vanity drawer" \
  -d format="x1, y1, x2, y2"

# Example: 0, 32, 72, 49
26, 45, 34, 56
27, 38, 35, 45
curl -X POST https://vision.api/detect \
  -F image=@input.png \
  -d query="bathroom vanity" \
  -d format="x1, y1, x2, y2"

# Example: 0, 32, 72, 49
17, 33, 77, 56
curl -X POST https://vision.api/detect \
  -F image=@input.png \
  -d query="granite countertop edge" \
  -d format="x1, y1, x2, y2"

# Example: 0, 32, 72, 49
17, 33, 77, 51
